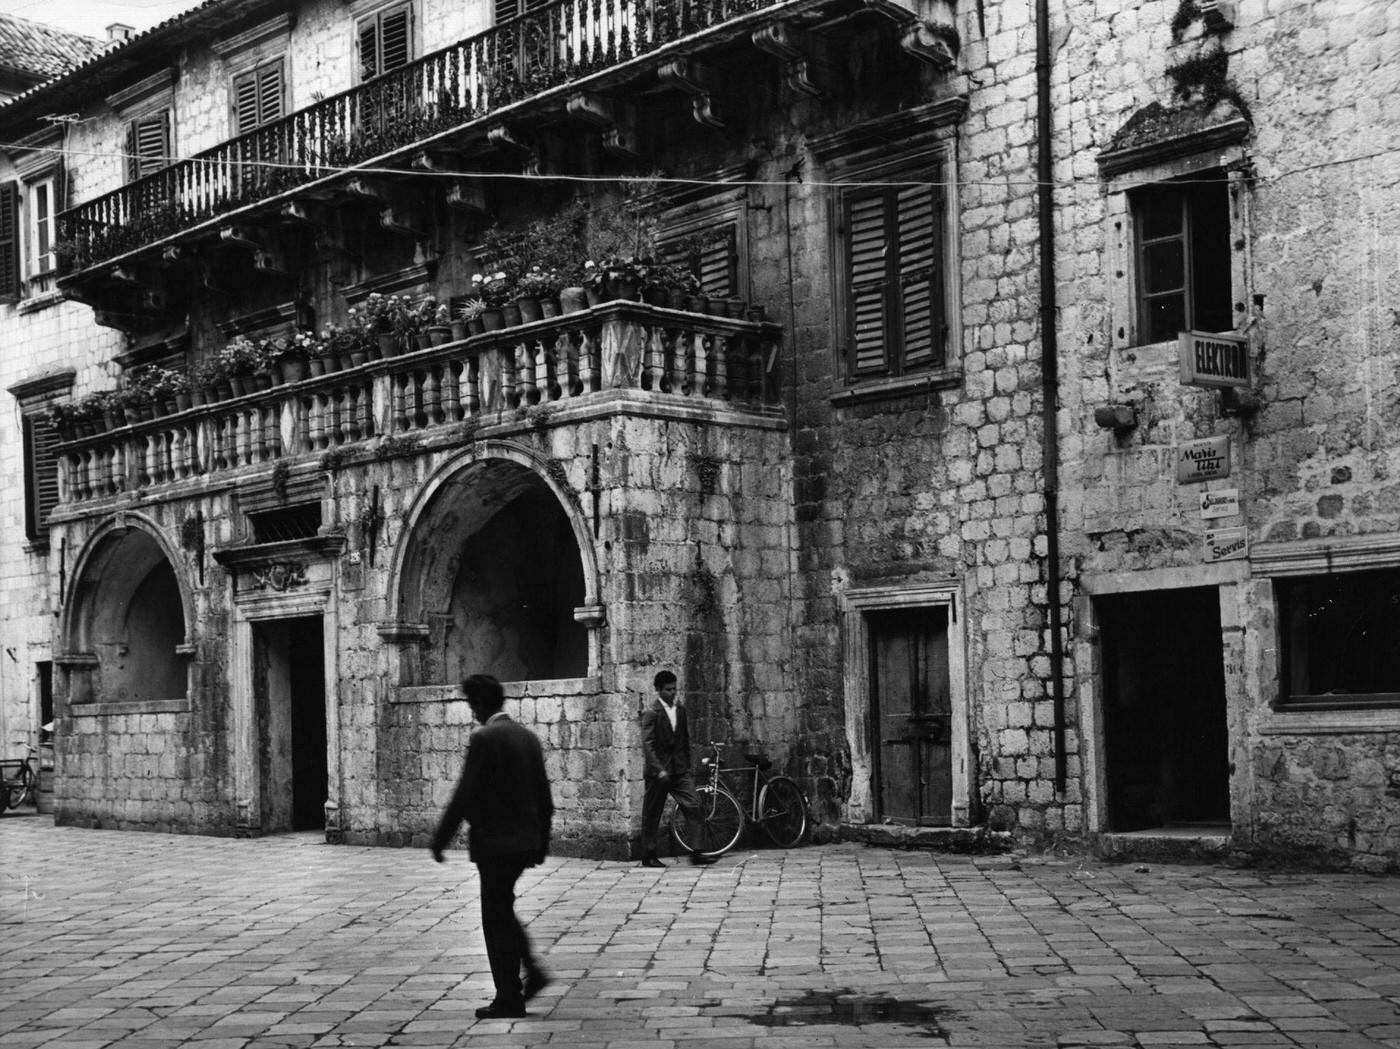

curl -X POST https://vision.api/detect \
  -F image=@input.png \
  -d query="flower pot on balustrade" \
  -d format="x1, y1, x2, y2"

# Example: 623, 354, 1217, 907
467, 316, 486, 336
322, 354, 342, 374
279, 359, 307, 384
604, 277, 639, 301
253, 371, 274, 391
644, 286, 669, 308
377, 332, 398, 358
229, 376, 250, 397
502, 303, 523, 328
746, 305, 766, 323
307, 358, 325, 378
427, 324, 453, 347
540, 297, 561, 319
560, 287, 588, 314
726, 298, 747, 319
584, 286, 604, 308
667, 287, 688, 310
450, 320, 469, 342
348, 349, 369, 368
686, 294, 710, 315
102, 409, 120, 431
515, 296, 543, 324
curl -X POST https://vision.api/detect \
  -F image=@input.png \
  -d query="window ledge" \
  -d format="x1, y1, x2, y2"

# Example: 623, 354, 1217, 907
22, 538, 50, 555
831, 367, 961, 407
1259, 706, 1400, 735
18, 288, 64, 314
68, 698, 191, 716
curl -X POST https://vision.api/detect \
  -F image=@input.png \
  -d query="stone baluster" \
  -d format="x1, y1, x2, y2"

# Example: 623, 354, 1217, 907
463, 354, 481, 416
442, 360, 462, 420
576, 327, 595, 394
391, 373, 409, 432
423, 366, 442, 424
340, 387, 355, 444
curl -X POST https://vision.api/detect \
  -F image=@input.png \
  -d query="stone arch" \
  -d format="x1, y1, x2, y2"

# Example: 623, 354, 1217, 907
388, 441, 600, 685
60, 514, 193, 704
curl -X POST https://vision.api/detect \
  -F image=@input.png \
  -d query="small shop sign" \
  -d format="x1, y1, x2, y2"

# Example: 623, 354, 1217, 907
1204, 527, 1248, 563
1199, 488, 1240, 519
1179, 330, 1250, 388
1176, 436, 1230, 483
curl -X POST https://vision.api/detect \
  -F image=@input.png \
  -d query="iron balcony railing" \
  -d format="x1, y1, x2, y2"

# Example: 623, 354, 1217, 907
58, 0, 786, 273
53, 302, 783, 506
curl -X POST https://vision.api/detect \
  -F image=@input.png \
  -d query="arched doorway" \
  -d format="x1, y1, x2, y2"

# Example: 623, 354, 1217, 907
395, 451, 592, 684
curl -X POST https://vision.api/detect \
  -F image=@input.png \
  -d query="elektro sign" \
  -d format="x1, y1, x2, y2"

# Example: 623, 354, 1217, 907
1178, 330, 1250, 389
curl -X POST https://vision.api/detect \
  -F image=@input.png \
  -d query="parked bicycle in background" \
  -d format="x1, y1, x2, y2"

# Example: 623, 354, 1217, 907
670, 741, 808, 858
0, 740, 39, 814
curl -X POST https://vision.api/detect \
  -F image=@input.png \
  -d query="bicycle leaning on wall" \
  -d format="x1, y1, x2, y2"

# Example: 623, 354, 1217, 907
669, 741, 809, 858
0, 741, 39, 814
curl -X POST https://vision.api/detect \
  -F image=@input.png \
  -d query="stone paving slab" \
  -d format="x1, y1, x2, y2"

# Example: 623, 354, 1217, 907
2, 816, 1400, 1047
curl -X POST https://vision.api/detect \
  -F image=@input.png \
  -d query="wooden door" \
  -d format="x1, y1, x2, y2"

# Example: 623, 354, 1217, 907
870, 607, 952, 825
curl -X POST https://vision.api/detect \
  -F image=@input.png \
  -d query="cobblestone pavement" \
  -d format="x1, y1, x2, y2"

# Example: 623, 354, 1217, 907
3, 816, 1400, 1048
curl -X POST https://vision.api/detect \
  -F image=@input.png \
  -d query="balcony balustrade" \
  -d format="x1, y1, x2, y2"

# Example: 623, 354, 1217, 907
54, 302, 782, 508
57, 0, 798, 273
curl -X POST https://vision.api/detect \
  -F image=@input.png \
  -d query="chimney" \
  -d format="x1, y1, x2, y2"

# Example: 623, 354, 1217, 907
106, 24, 135, 43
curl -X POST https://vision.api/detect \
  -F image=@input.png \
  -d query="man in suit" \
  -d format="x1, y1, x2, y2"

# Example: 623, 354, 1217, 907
431, 674, 554, 1019
639, 669, 715, 867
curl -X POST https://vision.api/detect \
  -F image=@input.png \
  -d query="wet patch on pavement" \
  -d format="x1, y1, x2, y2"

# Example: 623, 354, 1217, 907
735, 988, 953, 1037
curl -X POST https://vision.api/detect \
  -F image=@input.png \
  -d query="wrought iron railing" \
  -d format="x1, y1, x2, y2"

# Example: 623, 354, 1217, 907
54, 302, 782, 506
58, 0, 778, 272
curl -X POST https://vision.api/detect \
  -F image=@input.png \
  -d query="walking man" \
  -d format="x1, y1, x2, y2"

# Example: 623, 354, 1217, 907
431, 674, 553, 1019
639, 669, 715, 867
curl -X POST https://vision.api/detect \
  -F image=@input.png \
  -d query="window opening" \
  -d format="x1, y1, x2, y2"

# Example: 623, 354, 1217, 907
358, 3, 413, 80
27, 175, 56, 278
1131, 171, 1232, 343
127, 110, 172, 182
249, 503, 322, 543
1276, 569, 1400, 710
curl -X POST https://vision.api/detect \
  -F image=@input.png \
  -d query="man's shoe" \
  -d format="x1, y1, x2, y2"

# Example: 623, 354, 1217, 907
689, 850, 717, 866
523, 966, 552, 1002
640, 854, 666, 868
475, 1001, 526, 1019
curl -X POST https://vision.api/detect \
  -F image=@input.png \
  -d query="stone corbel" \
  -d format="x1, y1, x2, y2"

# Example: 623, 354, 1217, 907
219, 225, 262, 252
252, 247, 287, 275
94, 308, 140, 332
343, 177, 389, 205
486, 125, 542, 176
863, 0, 960, 70
157, 244, 187, 267
565, 93, 640, 159
657, 58, 727, 130
446, 180, 489, 217
280, 200, 324, 228
751, 22, 826, 98
379, 204, 429, 249
109, 265, 149, 290
410, 150, 462, 173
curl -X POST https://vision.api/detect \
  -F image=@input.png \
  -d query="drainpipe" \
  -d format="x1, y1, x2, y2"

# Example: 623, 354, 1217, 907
1035, 0, 1067, 793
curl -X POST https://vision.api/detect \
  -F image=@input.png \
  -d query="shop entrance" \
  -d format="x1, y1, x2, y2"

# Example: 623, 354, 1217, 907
252, 616, 327, 832
868, 607, 953, 825
1097, 587, 1229, 831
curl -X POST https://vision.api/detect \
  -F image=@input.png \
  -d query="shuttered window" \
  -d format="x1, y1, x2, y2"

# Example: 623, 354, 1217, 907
126, 110, 172, 182
359, 3, 413, 80
840, 179, 945, 379
23, 413, 60, 541
660, 223, 738, 299
0, 181, 19, 302
495, 0, 553, 22
234, 60, 285, 134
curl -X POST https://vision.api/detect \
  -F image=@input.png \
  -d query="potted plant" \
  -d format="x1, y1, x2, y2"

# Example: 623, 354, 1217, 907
190, 357, 228, 404
425, 301, 454, 346
351, 293, 399, 358
457, 298, 487, 337
472, 271, 515, 330
584, 255, 646, 304
219, 336, 267, 396
515, 266, 565, 321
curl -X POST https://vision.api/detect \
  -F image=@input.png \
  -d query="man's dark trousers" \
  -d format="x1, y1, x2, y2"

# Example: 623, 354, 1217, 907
477, 857, 533, 1006
640, 771, 699, 855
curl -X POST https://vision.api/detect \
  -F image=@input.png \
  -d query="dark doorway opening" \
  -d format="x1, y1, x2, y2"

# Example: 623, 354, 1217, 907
1098, 587, 1230, 831
253, 616, 327, 832
868, 607, 953, 826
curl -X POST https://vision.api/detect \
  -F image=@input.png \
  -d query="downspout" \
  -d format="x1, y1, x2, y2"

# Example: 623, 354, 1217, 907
1035, 0, 1067, 793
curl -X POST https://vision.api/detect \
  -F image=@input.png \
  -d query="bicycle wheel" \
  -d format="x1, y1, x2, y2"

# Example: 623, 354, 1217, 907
670, 786, 743, 858
5, 764, 35, 810
759, 777, 808, 848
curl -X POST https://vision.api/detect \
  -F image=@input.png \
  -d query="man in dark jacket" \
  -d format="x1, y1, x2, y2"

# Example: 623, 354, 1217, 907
431, 674, 553, 1019
638, 669, 715, 867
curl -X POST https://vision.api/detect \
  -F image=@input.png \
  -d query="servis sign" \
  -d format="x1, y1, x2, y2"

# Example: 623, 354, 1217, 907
1178, 330, 1250, 389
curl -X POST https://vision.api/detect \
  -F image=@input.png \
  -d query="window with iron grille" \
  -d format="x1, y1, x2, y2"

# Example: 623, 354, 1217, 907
358, 3, 414, 80
836, 176, 946, 380
1130, 171, 1232, 344
249, 504, 323, 544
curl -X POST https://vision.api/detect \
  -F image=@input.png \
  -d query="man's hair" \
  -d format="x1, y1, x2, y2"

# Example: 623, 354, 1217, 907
654, 670, 677, 689
462, 674, 505, 708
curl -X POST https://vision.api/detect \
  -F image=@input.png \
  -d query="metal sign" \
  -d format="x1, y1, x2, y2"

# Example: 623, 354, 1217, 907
1176, 436, 1230, 483
1199, 488, 1239, 519
1179, 330, 1250, 389
1204, 527, 1248, 563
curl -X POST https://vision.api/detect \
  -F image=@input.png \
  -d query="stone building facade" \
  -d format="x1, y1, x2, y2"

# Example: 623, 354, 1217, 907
1, 0, 1397, 869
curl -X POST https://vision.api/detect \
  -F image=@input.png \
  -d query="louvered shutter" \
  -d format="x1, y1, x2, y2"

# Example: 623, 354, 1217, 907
234, 71, 261, 134
895, 183, 942, 369
380, 7, 411, 71
696, 225, 736, 298
359, 17, 380, 79
127, 112, 171, 182
0, 181, 19, 302
495, 0, 518, 22
846, 190, 890, 376
23, 414, 60, 540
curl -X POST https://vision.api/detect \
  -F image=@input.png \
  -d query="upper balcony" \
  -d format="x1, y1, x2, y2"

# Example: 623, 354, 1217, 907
56, 0, 955, 291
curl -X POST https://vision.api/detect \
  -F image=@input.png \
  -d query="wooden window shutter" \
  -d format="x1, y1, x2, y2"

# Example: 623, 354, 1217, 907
0, 181, 19, 302
234, 70, 261, 134
360, 5, 412, 79
23, 414, 60, 540
495, 0, 520, 22
894, 183, 943, 369
696, 224, 737, 299
845, 190, 890, 376
235, 62, 285, 134
127, 111, 171, 182
358, 17, 380, 79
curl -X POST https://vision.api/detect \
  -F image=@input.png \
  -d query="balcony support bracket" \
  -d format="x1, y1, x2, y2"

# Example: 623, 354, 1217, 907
752, 22, 826, 98
863, 0, 960, 70
380, 205, 431, 251
657, 58, 727, 130
486, 125, 542, 177
565, 93, 640, 160
446, 180, 490, 217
